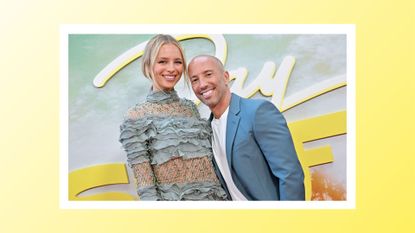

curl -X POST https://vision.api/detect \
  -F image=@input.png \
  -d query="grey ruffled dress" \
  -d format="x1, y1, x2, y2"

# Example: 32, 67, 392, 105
119, 89, 227, 200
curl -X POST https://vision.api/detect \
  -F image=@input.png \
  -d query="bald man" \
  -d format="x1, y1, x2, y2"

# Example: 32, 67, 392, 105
187, 55, 305, 200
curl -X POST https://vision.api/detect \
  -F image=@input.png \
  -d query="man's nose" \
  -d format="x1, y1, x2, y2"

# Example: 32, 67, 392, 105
199, 79, 208, 89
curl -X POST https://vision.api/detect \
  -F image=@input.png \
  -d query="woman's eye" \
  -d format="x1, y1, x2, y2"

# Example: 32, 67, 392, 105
175, 60, 183, 64
158, 60, 166, 64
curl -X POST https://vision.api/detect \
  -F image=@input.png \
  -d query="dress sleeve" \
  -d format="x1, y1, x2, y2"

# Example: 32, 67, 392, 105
119, 107, 160, 200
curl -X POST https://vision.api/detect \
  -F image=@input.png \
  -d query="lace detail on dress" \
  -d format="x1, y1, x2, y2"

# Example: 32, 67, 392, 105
132, 162, 156, 187
125, 101, 194, 121
153, 156, 219, 184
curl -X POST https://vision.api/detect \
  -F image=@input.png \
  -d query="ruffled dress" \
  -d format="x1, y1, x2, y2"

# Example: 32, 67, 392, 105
119, 89, 227, 200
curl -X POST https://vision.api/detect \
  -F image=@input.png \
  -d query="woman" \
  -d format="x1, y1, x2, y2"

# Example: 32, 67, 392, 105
119, 34, 228, 200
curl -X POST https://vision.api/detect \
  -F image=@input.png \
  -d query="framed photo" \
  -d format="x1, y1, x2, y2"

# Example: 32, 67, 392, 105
60, 24, 355, 209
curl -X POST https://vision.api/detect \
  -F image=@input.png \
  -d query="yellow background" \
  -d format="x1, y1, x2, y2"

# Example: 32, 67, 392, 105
0, 0, 413, 232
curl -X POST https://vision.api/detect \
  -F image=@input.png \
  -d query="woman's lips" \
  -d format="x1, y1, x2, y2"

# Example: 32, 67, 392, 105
163, 75, 177, 81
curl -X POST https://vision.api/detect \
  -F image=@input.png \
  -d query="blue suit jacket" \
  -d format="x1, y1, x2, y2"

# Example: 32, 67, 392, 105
211, 94, 305, 200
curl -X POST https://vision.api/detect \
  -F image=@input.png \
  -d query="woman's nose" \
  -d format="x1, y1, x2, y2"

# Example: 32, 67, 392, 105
167, 62, 175, 71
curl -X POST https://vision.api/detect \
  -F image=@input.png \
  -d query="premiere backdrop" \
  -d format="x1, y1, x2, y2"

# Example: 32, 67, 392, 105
68, 34, 347, 201
0, 0, 413, 232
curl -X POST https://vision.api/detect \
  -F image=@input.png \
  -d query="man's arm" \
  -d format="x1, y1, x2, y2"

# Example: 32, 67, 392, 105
253, 101, 305, 200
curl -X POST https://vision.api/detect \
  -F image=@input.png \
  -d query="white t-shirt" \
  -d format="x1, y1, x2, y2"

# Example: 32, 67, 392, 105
211, 108, 247, 201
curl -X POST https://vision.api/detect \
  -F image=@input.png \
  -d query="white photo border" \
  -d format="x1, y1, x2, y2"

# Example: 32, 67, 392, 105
60, 24, 356, 209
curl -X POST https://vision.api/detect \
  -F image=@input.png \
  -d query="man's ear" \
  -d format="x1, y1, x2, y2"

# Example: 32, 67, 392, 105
224, 71, 230, 84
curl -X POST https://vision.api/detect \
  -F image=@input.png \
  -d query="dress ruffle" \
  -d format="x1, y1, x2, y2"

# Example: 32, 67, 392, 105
158, 182, 228, 201
120, 116, 213, 165
137, 185, 160, 200
119, 118, 156, 164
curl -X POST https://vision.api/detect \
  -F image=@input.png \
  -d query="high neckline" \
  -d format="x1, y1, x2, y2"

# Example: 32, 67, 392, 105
146, 88, 180, 103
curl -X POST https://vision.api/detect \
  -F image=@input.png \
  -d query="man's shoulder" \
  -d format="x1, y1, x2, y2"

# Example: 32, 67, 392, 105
232, 93, 268, 109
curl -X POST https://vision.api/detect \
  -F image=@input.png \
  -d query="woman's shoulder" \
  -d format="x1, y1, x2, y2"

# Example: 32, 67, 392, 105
123, 102, 151, 121
179, 98, 200, 118
179, 98, 196, 107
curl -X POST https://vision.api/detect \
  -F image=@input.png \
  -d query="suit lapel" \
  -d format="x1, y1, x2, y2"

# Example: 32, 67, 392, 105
226, 94, 241, 170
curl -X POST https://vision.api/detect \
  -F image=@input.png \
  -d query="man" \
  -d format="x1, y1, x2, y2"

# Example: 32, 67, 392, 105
187, 55, 305, 200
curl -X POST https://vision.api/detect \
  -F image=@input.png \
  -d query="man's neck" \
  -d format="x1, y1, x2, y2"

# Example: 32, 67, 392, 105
212, 90, 231, 119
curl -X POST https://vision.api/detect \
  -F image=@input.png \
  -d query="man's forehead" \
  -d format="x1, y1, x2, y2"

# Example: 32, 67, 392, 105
192, 57, 214, 65
190, 57, 219, 70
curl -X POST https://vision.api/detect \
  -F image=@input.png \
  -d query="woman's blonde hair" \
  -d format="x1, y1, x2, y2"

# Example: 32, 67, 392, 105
141, 34, 186, 80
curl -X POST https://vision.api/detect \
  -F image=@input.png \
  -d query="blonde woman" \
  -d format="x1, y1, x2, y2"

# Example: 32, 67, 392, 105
119, 34, 227, 200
